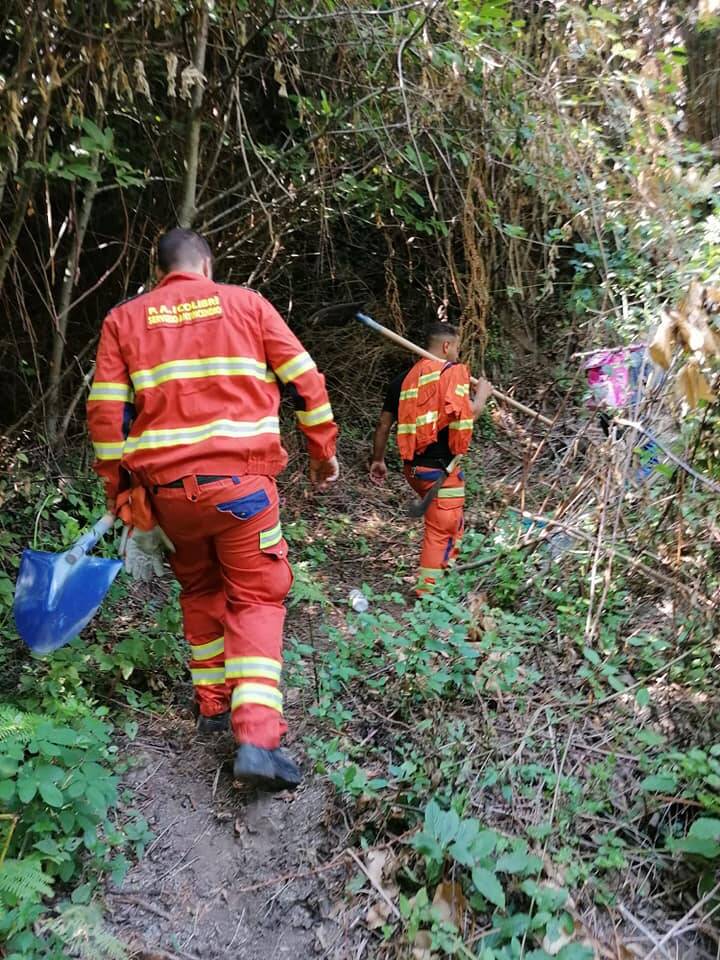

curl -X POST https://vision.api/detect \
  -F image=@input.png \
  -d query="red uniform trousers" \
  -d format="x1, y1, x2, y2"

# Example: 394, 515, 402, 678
150, 474, 292, 750
404, 464, 465, 593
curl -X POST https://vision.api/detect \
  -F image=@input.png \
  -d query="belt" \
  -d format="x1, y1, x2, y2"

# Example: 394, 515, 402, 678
156, 475, 231, 490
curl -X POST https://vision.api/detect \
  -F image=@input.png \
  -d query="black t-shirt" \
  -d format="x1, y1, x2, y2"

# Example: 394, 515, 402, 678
383, 370, 452, 466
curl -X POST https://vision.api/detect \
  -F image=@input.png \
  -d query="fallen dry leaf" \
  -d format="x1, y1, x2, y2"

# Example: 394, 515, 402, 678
432, 880, 467, 926
543, 918, 578, 955
365, 849, 387, 888
412, 930, 433, 960
366, 900, 391, 930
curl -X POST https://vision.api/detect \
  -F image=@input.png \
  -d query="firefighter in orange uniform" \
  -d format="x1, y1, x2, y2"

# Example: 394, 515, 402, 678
88, 229, 339, 791
369, 322, 492, 593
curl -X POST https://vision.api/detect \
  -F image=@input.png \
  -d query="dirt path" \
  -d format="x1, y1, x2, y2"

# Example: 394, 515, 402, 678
107, 711, 356, 960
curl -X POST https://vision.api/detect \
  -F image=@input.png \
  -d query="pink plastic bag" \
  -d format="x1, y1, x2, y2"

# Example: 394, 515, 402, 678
584, 345, 646, 410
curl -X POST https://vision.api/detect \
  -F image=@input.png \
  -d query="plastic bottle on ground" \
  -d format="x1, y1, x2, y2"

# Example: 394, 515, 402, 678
348, 589, 369, 613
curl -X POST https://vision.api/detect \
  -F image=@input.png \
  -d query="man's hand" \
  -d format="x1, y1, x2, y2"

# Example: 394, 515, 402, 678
471, 377, 494, 416
309, 455, 340, 491
120, 525, 175, 582
369, 459, 388, 485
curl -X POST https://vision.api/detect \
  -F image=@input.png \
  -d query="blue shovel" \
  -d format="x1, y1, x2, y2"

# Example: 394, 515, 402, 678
13, 512, 122, 656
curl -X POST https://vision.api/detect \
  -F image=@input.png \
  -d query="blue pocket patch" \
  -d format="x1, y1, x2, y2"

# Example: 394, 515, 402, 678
216, 489, 270, 520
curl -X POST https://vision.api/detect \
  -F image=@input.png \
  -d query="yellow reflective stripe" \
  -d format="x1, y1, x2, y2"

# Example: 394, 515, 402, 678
131, 356, 274, 391
124, 417, 280, 453
449, 419, 473, 430
455, 384, 470, 397
259, 523, 283, 549
88, 382, 134, 403
418, 566, 442, 580
190, 636, 224, 662
416, 411, 438, 426
295, 402, 333, 427
399, 387, 418, 400
275, 352, 316, 384
438, 486, 465, 499
93, 440, 125, 460
398, 410, 438, 435
231, 683, 283, 713
418, 370, 441, 386
226, 657, 282, 681
191, 667, 226, 686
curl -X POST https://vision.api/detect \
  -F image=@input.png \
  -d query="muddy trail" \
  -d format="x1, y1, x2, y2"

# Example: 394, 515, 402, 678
104, 453, 434, 960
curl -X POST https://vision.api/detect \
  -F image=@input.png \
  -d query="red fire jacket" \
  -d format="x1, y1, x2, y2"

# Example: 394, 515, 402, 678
87, 272, 338, 503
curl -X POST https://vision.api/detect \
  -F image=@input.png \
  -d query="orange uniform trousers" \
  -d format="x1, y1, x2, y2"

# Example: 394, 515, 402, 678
151, 474, 292, 750
404, 464, 465, 593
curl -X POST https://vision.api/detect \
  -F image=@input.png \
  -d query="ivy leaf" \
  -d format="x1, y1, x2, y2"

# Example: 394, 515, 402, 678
471, 866, 505, 908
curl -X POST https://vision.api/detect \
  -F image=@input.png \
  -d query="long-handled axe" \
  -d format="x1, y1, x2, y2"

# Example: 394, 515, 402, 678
309, 302, 555, 428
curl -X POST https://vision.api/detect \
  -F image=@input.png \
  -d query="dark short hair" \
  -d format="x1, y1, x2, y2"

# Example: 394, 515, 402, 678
426, 321, 459, 345
157, 228, 213, 273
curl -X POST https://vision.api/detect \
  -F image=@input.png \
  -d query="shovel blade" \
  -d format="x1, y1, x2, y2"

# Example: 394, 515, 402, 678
13, 547, 123, 655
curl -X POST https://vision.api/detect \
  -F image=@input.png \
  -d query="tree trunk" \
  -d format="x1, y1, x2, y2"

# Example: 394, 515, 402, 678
683, 15, 720, 145
178, 1, 210, 228
46, 167, 100, 446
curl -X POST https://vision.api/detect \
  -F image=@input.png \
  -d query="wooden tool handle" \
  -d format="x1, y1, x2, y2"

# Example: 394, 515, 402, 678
356, 312, 555, 429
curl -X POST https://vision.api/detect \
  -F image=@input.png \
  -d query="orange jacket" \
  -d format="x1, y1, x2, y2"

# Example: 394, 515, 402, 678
87, 272, 338, 503
397, 357, 473, 461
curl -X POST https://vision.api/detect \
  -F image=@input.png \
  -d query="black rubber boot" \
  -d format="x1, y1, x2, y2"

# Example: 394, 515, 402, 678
196, 710, 230, 734
233, 744, 302, 791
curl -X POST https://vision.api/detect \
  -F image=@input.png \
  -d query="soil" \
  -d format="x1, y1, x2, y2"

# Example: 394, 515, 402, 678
106, 713, 359, 960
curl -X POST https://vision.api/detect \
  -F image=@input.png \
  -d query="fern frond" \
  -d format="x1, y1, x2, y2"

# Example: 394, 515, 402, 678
42, 903, 129, 960
0, 705, 46, 743
0, 856, 54, 901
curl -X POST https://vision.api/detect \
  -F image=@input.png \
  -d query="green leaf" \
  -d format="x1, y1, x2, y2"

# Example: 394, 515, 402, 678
688, 818, 720, 841
65, 163, 102, 183
0, 756, 20, 778
415, 885, 429, 909
38, 782, 64, 808
668, 835, 720, 858
496, 849, 540, 875
636, 688, 650, 707
634, 729, 666, 748
71, 883, 93, 904
471, 867, 505, 908
640, 774, 677, 793
557, 945, 594, 960
123, 721, 139, 741
17, 773, 37, 803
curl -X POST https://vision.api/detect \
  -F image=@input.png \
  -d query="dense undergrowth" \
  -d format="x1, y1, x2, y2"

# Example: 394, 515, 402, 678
1, 413, 720, 959
283, 444, 720, 958
0, 461, 186, 958
3, 1, 720, 956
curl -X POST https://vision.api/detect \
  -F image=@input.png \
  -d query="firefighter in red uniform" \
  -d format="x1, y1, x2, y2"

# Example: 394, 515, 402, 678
88, 229, 339, 791
369, 322, 492, 593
